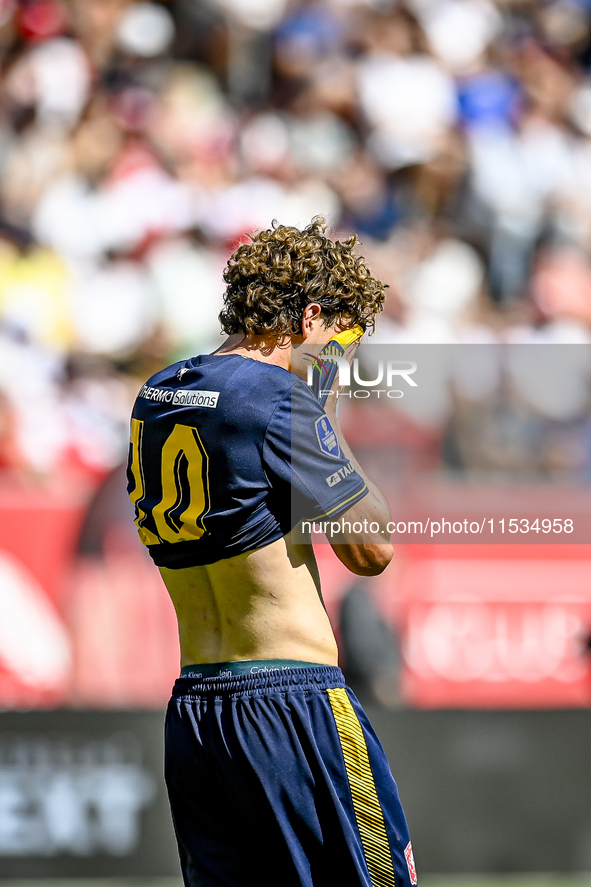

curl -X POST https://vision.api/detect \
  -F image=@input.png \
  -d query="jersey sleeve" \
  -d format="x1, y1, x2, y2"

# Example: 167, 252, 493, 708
263, 380, 368, 524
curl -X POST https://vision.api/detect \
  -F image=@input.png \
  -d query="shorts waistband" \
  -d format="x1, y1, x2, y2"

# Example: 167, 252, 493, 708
180, 659, 327, 679
172, 662, 345, 696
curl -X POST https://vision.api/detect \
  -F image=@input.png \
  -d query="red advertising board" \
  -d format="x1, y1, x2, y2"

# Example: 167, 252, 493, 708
315, 542, 591, 708
0, 480, 85, 707
0, 477, 179, 709
395, 545, 591, 708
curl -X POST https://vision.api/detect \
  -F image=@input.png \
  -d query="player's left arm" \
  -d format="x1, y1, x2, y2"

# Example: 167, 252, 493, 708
322, 404, 393, 576
316, 330, 393, 576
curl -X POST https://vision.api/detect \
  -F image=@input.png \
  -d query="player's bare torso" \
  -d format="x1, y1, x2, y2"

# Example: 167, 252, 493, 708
159, 531, 338, 667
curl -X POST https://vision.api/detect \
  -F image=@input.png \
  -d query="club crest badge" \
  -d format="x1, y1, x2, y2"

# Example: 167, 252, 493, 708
315, 416, 339, 459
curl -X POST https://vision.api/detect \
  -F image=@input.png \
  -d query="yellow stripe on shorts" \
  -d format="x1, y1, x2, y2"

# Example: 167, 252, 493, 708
326, 687, 396, 887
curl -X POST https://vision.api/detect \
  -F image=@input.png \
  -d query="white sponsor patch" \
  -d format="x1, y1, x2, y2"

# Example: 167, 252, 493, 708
173, 389, 219, 408
139, 385, 219, 408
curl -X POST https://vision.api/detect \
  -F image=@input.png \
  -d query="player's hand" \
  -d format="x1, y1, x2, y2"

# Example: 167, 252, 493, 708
331, 337, 360, 395
320, 325, 364, 413
343, 336, 361, 365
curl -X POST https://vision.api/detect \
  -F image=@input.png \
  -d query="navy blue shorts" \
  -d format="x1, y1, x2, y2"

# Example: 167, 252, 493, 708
165, 664, 417, 887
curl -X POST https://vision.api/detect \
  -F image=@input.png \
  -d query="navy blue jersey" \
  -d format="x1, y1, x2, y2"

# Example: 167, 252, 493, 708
126, 354, 367, 568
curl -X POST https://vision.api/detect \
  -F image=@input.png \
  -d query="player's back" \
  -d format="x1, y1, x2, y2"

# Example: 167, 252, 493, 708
159, 532, 338, 666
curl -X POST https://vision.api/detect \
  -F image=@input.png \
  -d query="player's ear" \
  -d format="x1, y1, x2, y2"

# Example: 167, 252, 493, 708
301, 302, 323, 338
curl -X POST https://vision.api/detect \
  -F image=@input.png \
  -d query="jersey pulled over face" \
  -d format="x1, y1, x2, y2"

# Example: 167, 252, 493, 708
126, 354, 368, 569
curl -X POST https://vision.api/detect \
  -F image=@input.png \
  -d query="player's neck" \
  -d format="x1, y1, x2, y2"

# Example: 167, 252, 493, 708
212, 334, 295, 371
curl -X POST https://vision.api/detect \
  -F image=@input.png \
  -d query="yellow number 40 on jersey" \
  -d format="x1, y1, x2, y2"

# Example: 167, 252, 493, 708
128, 418, 210, 546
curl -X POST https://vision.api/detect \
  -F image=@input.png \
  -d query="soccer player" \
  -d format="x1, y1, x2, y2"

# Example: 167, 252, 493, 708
127, 219, 418, 887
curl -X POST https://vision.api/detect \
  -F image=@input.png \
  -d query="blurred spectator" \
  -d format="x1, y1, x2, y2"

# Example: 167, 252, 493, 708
338, 581, 402, 708
468, 111, 573, 302
356, 7, 457, 169
334, 152, 403, 240
273, 0, 344, 82
412, 0, 502, 74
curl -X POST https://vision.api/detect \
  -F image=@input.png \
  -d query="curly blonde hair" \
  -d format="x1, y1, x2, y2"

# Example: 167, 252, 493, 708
219, 218, 386, 337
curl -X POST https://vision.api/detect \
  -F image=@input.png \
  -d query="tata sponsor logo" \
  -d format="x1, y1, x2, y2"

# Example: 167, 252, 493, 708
305, 355, 417, 399
139, 385, 219, 408
326, 462, 355, 487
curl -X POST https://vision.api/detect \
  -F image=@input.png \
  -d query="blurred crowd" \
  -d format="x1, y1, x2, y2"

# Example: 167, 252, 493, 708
2, 0, 591, 481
